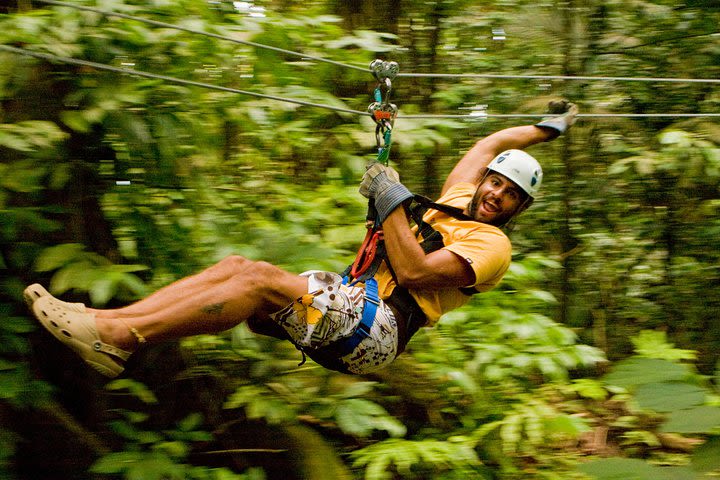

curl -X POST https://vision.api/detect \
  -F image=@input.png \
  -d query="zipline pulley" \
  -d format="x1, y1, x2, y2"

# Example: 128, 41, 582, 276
367, 59, 399, 165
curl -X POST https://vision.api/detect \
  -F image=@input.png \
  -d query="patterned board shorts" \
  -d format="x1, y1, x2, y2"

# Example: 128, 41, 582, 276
270, 271, 399, 374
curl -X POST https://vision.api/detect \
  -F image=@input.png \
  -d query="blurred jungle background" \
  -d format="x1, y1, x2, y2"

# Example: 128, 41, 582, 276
1, 0, 720, 479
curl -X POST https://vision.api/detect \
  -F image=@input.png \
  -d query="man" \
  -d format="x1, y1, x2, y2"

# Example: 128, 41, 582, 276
26, 101, 577, 378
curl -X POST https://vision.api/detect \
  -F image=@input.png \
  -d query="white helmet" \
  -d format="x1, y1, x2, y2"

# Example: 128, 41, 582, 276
487, 149, 543, 199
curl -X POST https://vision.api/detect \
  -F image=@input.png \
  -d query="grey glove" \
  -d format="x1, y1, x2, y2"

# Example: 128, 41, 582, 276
535, 100, 578, 138
360, 163, 413, 223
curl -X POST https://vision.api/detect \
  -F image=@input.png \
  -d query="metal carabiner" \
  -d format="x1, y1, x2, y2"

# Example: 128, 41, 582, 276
368, 102, 398, 125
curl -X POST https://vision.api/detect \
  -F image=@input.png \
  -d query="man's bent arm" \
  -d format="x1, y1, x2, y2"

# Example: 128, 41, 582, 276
442, 125, 555, 195
380, 208, 475, 290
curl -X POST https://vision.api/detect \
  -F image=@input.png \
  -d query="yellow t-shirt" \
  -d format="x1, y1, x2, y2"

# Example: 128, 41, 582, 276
374, 182, 512, 326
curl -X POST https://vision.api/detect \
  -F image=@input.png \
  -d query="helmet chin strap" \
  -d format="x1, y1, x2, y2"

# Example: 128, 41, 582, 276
467, 170, 490, 221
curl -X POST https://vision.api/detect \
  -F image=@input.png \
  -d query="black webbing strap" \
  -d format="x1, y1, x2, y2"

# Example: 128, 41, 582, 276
412, 194, 476, 221
409, 195, 478, 297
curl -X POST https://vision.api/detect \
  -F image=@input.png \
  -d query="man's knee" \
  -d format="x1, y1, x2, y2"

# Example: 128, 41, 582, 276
216, 255, 252, 275
221, 260, 277, 289
228, 261, 300, 306
245, 261, 284, 287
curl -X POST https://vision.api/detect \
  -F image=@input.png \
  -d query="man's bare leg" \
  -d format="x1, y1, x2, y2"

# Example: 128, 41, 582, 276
94, 259, 308, 352
92, 256, 256, 319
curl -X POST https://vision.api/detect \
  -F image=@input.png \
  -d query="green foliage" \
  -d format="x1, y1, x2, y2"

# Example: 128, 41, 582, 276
415, 255, 606, 385
603, 357, 694, 388
34, 243, 149, 306
0, 121, 67, 154
91, 450, 261, 480
579, 457, 698, 480
581, 332, 720, 478
631, 330, 697, 362
93, 381, 258, 480
692, 437, 720, 474
223, 379, 406, 439
349, 438, 484, 480
469, 395, 592, 456
334, 398, 407, 438
223, 384, 297, 424
106, 378, 159, 405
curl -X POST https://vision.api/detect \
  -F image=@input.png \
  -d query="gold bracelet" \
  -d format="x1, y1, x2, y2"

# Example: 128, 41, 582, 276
120, 319, 147, 345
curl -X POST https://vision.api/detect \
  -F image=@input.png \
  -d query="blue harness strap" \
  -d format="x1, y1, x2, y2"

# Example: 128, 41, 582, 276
330, 277, 379, 358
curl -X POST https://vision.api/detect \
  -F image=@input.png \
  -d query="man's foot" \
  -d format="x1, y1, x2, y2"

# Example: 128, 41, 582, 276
31, 296, 131, 378
24, 283, 86, 312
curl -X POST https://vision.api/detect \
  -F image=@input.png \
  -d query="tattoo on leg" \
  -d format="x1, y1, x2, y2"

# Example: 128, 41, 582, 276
200, 302, 226, 315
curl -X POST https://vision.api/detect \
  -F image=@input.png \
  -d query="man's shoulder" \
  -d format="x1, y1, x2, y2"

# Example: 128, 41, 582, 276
435, 182, 476, 209
438, 182, 476, 200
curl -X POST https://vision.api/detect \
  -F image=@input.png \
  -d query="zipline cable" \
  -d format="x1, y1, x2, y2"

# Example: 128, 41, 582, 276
2, 45, 720, 119
33, 0, 369, 73
401, 113, 720, 119
0, 45, 368, 117
32, 0, 720, 86
397, 72, 720, 84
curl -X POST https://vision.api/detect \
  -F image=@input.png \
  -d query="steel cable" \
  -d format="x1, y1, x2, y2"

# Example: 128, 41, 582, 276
33, 0, 720, 85
2, 45, 720, 119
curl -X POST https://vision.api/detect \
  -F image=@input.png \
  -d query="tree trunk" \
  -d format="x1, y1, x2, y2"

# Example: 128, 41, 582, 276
330, 0, 402, 36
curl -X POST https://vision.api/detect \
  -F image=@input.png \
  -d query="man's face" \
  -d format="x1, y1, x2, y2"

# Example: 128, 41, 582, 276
468, 173, 527, 226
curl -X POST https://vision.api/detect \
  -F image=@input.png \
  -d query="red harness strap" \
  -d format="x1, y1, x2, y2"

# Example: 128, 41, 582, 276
348, 227, 383, 281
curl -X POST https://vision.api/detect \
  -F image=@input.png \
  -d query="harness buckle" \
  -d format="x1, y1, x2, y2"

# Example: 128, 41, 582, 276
364, 295, 380, 307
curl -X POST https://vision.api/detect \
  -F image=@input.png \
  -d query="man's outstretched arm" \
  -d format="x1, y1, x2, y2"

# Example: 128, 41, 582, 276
442, 101, 578, 195
442, 125, 554, 195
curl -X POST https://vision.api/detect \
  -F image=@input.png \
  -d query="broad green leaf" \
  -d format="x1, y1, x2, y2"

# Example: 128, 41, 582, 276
177, 413, 204, 432
59, 110, 91, 133
34, 243, 86, 272
90, 451, 145, 474
89, 277, 116, 306
339, 381, 377, 398
335, 398, 406, 438
602, 358, 692, 389
635, 382, 707, 412
571, 379, 609, 400
691, 436, 720, 472
106, 379, 158, 404
659, 130, 692, 147
126, 455, 184, 480
578, 457, 670, 480
631, 330, 697, 361
153, 441, 189, 460
660, 406, 720, 434
544, 414, 592, 437
50, 262, 96, 294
